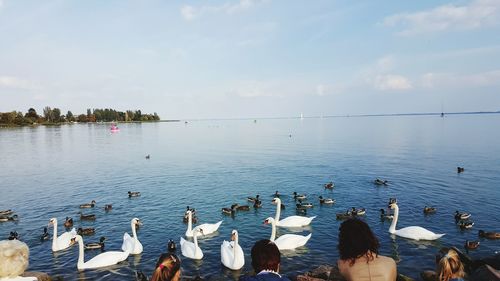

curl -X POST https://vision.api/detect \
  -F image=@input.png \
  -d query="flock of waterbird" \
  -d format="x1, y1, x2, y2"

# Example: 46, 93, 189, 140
1, 168, 499, 273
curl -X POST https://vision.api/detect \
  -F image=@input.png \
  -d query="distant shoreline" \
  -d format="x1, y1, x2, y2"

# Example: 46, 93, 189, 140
0, 120, 180, 128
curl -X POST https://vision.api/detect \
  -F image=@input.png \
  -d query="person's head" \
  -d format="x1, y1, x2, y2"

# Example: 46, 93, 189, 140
0, 240, 30, 278
251, 239, 281, 273
338, 218, 380, 266
151, 253, 181, 281
437, 249, 464, 281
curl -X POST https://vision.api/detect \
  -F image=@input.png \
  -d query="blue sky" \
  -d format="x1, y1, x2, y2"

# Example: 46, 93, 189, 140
1, 0, 499, 119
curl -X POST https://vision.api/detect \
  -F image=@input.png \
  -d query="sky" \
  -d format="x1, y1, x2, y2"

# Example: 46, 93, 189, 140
0, 0, 499, 119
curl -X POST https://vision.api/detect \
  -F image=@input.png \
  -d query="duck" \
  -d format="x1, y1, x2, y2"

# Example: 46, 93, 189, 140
374, 178, 388, 186
380, 209, 393, 220
79, 212, 96, 221
324, 182, 334, 189
64, 217, 74, 228
247, 195, 260, 203
273, 191, 280, 198
185, 210, 222, 237
319, 196, 335, 204
222, 206, 236, 215
79, 200, 96, 208
351, 207, 366, 216
104, 204, 113, 211
168, 239, 177, 253
253, 199, 262, 208
423, 206, 437, 214
388, 199, 445, 241
0, 214, 18, 222
232, 204, 250, 211
85, 236, 106, 250
336, 211, 353, 220
128, 191, 141, 198
48, 218, 77, 252
8, 231, 19, 240
40, 227, 50, 241
77, 227, 95, 236
122, 218, 143, 255
0, 209, 14, 216
264, 217, 311, 250
293, 192, 307, 200
458, 221, 474, 230
221, 230, 245, 270
180, 227, 204, 260
72, 235, 129, 270
478, 230, 500, 239
145, 154, 150, 159
464, 240, 480, 250
296, 204, 308, 214
455, 211, 471, 221
273, 198, 315, 227
457, 167, 465, 173
298, 200, 313, 208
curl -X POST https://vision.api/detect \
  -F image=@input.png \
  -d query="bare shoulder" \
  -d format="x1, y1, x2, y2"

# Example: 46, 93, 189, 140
376, 255, 397, 266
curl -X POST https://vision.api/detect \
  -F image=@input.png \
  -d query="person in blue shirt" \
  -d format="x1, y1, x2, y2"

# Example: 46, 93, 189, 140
239, 239, 291, 281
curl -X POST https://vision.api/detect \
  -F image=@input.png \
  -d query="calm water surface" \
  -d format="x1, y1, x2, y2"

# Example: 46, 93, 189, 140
1, 115, 499, 280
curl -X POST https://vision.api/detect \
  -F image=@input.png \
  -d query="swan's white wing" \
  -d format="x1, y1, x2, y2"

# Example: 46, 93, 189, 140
122, 232, 134, 252
221, 240, 233, 267
83, 251, 129, 269
198, 221, 222, 235
133, 239, 143, 254
181, 237, 194, 258
396, 226, 444, 241
277, 216, 315, 227
56, 228, 77, 249
275, 233, 311, 250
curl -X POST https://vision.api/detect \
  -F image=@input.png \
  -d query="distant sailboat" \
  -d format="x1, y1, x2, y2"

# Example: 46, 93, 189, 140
441, 103, 445, 117
300, 113, 304, 120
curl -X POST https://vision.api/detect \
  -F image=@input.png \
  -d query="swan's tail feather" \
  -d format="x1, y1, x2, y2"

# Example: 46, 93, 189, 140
70, 228, 77, 235
434, 233, 446, 240
123, 232, 131, 240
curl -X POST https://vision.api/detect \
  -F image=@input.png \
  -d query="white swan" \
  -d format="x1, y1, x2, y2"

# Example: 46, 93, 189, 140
264, 217, 311, 250
48, 218, 76, 252
121, 218, 143, 254
273, 198, 315, 227
221, 229, 244, 270
185, 210, 222, 237
388, 201, 445, 241
181, 227, 204, 260
74, 235, 129, 270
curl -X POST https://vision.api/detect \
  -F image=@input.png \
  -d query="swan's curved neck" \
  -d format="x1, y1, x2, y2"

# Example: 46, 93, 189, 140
131, 221, 138, 240
52, 221, 58, 249
77, 238, 85, 268
274, 200, 281, 222
187, 213, 192, 233
389, 205, 399, 233
193, 231, 199, 255
270, 221, 276, 241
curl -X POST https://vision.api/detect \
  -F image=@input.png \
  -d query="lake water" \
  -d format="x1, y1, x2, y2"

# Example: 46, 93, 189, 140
1, 115, 499, 280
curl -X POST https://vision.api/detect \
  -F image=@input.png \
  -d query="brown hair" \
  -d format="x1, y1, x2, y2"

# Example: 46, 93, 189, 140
151, 254, 181, 281
437, 249, 464, 281
251, 239, 281, 273
338, 218, 380, 266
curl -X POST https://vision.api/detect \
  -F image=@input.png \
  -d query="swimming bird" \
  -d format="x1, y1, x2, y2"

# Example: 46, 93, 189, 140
247, 195, 260, 203
168, 239, 177, 253
296, 204, 308, 214
264, 217, 311, 250
128, 191, 141, 198
233, 204, 250, 211
8, 231, 19, 240
457, 167, 465, 173
64, 217, 74, 228
40, 227, 50, 241
273, 198, 315, 227
73, 235, 129, 270
273, 191, 280, 198
0, 214, 18, 222
85, 236, 106, 250
145, 155, 150, 159
104, 204, 113, 211
180, 227, 204, 260
122, 218, 143, 255
253, 199, 262, 208
79, 200, 96, 208
374, 178, 388, 186
455, 211, 471, 221
478, 230, 500, 239
48, 218, 77, 252
324, 182, 334, 189
222, 205, 236, 215
185, 210, 222, 237
336, 211, 353, 220
388, 200, 445, 241
423, 206, 437, 214
79, 212, 96, 221
351, 207, 366, 216
293, 192, 306, 200
464, 240, 479, 250
380, 209, 393, 220
458, 221, 474, 230
77, 227, 95, 236
221, 230, 244, 270
319, 196, 335, 204
0, 209, 14, 216
298, 200, 313, 208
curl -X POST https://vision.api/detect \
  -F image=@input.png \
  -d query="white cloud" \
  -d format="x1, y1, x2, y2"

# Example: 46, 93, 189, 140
383, 0, 500, 35
180, 0, 270, 21
316, 84, 326, 96
0, 76, 41, 90
374, 75, 412, 91
376, 56, 395, 72
421, 70, 500, 88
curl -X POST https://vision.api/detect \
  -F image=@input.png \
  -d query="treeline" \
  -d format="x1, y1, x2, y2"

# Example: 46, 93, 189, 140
0, 107, 160, 126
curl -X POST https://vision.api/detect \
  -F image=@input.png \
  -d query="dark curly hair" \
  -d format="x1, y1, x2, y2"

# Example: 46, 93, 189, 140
338, 218, 380, 266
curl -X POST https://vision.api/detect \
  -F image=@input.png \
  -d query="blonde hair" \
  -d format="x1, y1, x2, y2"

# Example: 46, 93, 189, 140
437, 249, 465, 281
0, 240, 30, 278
